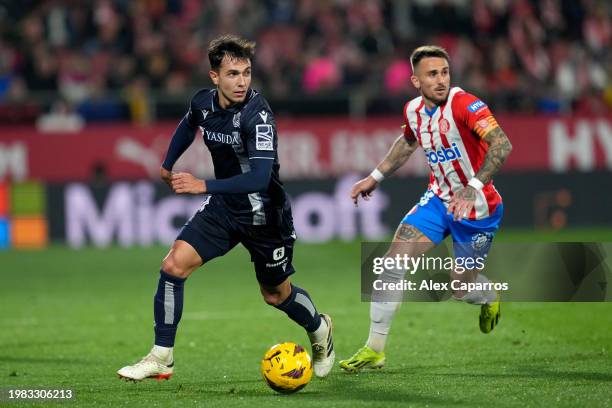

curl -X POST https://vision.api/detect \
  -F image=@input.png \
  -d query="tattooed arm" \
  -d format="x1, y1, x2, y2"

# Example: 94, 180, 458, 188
447, 127, 513, 220
475, 127, 513, 185
377, 135, 420, 177
350, 135, 419, 206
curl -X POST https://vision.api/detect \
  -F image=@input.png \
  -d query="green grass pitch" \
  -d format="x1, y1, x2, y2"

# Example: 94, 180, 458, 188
1, 228, 612, 407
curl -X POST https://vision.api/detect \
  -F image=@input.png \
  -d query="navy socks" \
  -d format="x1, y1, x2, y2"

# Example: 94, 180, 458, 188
153, 270, 185, 347
274, 284, 322, 332
153, 273, 321, 346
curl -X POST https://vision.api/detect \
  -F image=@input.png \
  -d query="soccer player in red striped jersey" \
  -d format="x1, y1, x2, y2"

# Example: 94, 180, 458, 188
340, 45, 513, 372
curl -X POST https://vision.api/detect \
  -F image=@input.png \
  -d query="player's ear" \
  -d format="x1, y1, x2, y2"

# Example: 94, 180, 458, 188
209, 70, 219, 86
411, 75, 420, 90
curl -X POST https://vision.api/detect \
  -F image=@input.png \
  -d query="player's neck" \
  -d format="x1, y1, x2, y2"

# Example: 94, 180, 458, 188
423, 97, 440, 110
217, 92, 233, 109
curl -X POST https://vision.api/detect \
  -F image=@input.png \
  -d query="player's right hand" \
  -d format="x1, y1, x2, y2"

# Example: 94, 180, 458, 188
160, 167, 173, 188
350, 176, 378, 207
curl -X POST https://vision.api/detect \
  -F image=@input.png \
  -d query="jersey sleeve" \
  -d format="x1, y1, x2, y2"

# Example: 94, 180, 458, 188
242, 103, 277, 160
161, 90, 208, 170
205, 156, 273, 194
185, 91, 208, 128
452, 92, 499, 138
161, 116, 196, 170
402, 101, 417, 142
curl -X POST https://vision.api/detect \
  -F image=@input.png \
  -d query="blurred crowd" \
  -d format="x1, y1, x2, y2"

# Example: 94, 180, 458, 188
0, 0, 610, 124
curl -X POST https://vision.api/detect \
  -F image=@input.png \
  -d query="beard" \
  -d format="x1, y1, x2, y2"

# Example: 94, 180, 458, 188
424, 87, 450, 105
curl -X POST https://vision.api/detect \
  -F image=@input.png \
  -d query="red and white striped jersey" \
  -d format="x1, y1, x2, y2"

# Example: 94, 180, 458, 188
403, 87, 503, 220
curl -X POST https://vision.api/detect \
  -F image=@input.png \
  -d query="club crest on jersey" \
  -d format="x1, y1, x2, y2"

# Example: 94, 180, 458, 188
439, 118, 450, 133
233, 112, 241, 128
468, 100, 486, 113
426, 143, 462, 165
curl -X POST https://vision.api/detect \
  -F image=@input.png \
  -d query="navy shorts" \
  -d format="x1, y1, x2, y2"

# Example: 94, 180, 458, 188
176, 195, 296, 286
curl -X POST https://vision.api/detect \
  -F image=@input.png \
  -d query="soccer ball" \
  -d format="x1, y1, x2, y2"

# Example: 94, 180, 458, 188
261, 342, 313, 394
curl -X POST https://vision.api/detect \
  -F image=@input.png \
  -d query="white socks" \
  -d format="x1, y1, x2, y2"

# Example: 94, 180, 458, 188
152, 345, 173, 365
366, 263, 407, 353
365, 273, 496, 354
308, 316, 329, 344
455, 274, 497, 305
366, 301, 400, 353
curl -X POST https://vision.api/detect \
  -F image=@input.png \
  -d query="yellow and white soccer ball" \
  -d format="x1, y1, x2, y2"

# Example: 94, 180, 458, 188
261, 342, 313, 394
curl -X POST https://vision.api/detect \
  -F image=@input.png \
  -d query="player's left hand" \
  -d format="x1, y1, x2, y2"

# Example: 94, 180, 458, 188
447, 186, 477, 221
170, 172, 207, 195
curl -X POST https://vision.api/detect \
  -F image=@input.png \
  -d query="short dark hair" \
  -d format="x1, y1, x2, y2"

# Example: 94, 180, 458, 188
208, 35, 256, 71
410, 45, 449, 71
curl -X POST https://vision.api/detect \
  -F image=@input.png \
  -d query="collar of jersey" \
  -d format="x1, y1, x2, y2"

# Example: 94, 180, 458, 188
424, 105, 439, 117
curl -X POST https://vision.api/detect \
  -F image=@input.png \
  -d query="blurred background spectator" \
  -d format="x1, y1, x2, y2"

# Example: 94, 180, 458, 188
35, 98, 84, 132
0, 0, 610, 123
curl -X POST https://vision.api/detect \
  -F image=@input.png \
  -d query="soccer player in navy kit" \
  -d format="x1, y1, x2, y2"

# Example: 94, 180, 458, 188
117, 35, 334, 381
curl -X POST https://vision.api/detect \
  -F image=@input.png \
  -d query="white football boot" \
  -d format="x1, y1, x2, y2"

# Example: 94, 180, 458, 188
311, 313, 335, 378
117, 349, 173, 381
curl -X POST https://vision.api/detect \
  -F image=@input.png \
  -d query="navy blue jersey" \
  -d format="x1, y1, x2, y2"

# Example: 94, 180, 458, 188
186, 88, 288, 225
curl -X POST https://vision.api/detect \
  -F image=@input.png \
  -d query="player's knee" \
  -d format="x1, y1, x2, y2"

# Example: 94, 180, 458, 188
260, 280, 291, 306
161, 257, 190, 279
262, 292, 284, 306
261, 287, 290, 306
452, 288, 467, 299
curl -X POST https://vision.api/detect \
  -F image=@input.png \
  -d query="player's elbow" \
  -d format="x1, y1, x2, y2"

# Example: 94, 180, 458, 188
252, 175, 270, 193
250, 167, 272, 193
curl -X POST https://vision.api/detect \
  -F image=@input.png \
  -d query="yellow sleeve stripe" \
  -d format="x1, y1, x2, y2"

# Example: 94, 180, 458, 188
474, 116, 499, 138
